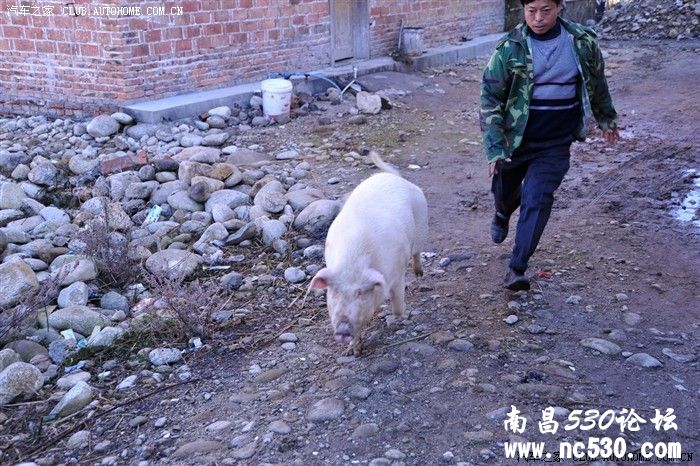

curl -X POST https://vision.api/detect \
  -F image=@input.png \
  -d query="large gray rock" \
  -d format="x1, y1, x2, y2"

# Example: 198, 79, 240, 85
87, 326, 124, 348
148, 348, 181, 366
150, 180, 188, 205
4, 340, 48, 363
261, 219, 287, 246
69, 153, 100, 175
196, 223, 228, 245
110, 112, 134, 125
145, 249, 202, 280
580, 338, 622, 356
179, 134, 203, 148
80, 198, 133, 231
225, 222, 258, 245
208, 106, 231, 119
285, 188, 324, 211
202, 133, 229, 147
356, 91, 382, 114
626, 353, 663, 368
87, 115, 120, 138
167, 190, 203, 212
254, 180, 287, 214
48, 306, 110, 336
0, 182, 27, 209
56, 371, 91, 390
0, 260, 39, 308
126, 123, 158, 140
49, 381, 93, 418
173, 146, 221, 164
293, 199, 342, 237
306, 398, 345, 422
0, 348, 21, 372
204, 189, 250, 213
1, 211, 24, 229
28, 159, 61, 186
52, 259, 98, 286
57, 281, 89, 308
0, 361, 43, 405
39, 206, 70, 225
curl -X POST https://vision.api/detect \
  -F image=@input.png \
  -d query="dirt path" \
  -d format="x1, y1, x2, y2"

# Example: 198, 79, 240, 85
12, 41, 699, 466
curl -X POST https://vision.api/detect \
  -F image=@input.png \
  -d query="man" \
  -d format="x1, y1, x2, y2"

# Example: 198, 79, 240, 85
480, 0, 618, 291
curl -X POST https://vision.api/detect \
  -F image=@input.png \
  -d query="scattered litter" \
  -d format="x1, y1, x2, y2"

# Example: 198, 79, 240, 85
535, 271, 553, 279
143, 204, 162, 225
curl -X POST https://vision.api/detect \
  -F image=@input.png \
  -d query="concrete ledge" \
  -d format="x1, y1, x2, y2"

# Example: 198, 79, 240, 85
123, 82, 261, 124
406, 33, 503, 70
122, 35, 501, 124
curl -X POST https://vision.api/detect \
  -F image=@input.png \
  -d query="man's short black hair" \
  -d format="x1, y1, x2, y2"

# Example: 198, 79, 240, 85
520, 0, 563, 5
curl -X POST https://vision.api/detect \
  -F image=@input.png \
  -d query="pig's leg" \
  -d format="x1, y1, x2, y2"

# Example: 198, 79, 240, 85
390, 275, 406, 317
412, 252, 423, 277
346, 337, 363, 356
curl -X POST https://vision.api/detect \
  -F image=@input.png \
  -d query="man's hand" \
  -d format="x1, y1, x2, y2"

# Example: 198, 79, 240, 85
489, 158, 510, 178
489, 162, 498, 177
603, 127, 619, 144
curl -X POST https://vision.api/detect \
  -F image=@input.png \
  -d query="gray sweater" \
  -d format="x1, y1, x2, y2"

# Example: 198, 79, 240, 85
522, 20, 581, 148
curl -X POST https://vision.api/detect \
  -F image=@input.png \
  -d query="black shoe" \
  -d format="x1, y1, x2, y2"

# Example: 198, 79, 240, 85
490, 212, 510, 244
504, 269, 530, 291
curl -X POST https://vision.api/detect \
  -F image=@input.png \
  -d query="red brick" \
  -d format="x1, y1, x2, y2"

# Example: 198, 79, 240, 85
175, 39, 193, 52
204, 24, 222, 35
14, 39, 36, 52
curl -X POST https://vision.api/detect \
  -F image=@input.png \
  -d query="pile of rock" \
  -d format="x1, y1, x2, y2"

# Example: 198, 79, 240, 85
0, 85, 388, 417
598, 0, 699, 40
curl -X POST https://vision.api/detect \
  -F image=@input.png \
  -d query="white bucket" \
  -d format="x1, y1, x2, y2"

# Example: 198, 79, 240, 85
261, 78, 293, 120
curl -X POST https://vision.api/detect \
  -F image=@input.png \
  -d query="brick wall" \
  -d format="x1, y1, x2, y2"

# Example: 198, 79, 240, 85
0, 0, 504, 117
371, 0, 504, 57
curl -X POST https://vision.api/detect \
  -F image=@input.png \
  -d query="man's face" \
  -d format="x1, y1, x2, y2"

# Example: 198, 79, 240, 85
524, 0, 562, 34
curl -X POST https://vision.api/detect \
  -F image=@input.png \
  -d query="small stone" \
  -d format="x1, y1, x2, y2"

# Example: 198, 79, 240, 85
626, 353, 662, 368
66, 430, 90, 449
129, 415, 148, 427
504, 315, 518, 325
148, 348, 181, 366
384, 449, 406, 460
276, 149, 299, 160
278, 332, 298, 343
348, 423, 377, 439
566, 295, 582, 305
347, 384, 372, 400
49, 381, 93, 418
527, 324, 546, 334
622, 312, 641, 326
206, 420, 232, 431
231, 441, 257, 459
306, 397, 344, 421
661, 348, 696, 364
284, 267, 306, 284
448, 339, 474, 352
580, 337, 621, 356
116, 374, 137, 390
268, 420, 291, 434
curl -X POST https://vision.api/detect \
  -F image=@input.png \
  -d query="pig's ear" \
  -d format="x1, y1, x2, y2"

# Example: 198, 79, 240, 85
364, 268, 388, 299
309, 268, 332, 289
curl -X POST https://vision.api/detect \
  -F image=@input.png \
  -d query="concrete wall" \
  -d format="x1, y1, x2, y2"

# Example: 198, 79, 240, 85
0, 0, 504, 117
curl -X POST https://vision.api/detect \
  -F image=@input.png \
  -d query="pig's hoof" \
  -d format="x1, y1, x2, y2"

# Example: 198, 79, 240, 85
344, 341, 363, 357
412, 254, 424, 277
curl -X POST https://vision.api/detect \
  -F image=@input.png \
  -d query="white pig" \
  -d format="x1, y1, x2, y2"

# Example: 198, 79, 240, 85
309, 152, 428, 355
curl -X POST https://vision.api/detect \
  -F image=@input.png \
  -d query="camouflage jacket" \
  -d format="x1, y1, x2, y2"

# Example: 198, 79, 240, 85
480, 17, 617, 162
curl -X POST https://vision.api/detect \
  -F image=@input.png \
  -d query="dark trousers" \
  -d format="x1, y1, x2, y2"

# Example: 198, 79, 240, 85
491, 144, 571, 273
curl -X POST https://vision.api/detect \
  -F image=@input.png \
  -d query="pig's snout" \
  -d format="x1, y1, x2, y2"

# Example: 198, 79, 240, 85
334, 321, 354, 343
